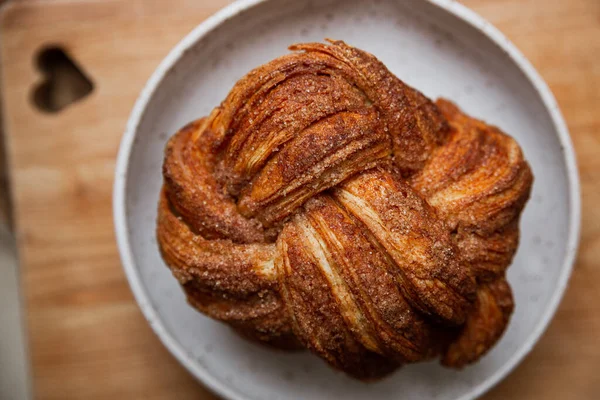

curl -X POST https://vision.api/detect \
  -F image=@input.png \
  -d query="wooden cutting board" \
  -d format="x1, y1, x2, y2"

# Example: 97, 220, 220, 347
1, 0, 598, 399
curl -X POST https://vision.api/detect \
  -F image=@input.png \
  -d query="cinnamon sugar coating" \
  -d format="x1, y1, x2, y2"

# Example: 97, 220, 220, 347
157, 40, 533, 380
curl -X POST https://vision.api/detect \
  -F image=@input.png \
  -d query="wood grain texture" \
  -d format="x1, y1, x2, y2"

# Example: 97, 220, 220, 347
0, 0, 598, 399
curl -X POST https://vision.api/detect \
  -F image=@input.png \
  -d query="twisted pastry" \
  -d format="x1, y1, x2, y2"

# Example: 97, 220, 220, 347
157, 40, 533, 380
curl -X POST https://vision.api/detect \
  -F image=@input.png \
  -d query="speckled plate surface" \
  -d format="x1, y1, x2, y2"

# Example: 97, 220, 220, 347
113, 0, 581, 399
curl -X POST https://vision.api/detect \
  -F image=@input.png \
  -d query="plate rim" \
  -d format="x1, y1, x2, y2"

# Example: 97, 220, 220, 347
113, 1, 582, 399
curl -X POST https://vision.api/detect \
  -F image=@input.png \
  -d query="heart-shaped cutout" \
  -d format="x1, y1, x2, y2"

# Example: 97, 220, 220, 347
32, 46, 94, 113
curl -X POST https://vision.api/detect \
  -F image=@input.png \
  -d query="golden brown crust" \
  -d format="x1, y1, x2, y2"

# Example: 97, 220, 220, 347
441, 278, 514, 368
289, 40, 449, 174
155, 40, 533, 380
162, 119, 269, 243
334, 169, 476, 325
276, 216, 399, 378
237, 109, 390, 226
410, 99, 533, 282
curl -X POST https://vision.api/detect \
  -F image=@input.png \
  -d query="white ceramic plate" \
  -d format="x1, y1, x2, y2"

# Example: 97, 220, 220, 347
113, 0, 581, 399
